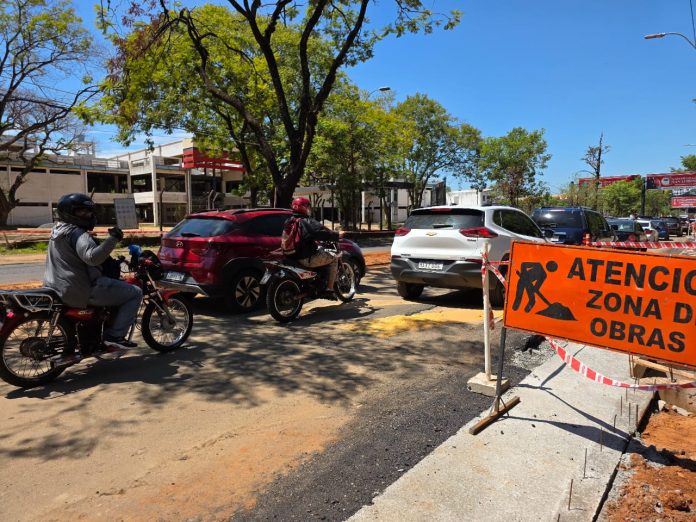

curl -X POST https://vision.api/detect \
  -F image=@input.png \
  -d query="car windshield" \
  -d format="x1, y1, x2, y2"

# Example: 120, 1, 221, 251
531, 210, 583, 228
608, 220, 635, 232
404, 208, 484, 229
167, 217, 239, 238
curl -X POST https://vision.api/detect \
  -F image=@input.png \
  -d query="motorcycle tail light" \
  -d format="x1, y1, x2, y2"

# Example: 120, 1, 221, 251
459, 227, 498, 238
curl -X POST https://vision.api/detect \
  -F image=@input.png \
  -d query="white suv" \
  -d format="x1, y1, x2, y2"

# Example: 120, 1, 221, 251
390, 205, 549, 306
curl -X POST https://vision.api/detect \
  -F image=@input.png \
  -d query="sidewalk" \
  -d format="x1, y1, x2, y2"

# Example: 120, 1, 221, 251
350, 343, 653, 522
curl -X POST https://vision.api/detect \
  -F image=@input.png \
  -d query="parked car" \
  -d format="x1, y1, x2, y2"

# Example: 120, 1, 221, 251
660, 216, 682, 237
636, 219, 658, 242
607, 219, 648, 244
390, 205, 549, 307
530, 207, 616, 245
649, 219, 670, 241
158, 208, 366, 312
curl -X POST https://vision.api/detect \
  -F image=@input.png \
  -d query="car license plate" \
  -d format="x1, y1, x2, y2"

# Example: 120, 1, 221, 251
164, 271, 185, 282
418, 261, 443, 271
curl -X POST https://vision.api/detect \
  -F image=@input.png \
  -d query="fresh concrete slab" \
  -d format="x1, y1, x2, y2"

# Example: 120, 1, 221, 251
350, 342, 653, 522
467, 371, 509, 397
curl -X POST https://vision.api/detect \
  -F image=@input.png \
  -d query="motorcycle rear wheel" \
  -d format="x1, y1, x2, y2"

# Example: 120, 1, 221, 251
267, 278, 303, 323
0, 313, 72, 388
141, 296, 193, 352
335, 261, 356, 303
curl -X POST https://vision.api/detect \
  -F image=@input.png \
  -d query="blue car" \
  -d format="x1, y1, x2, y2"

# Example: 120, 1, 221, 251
650, 219, 670, 241
531, 207, 616, 245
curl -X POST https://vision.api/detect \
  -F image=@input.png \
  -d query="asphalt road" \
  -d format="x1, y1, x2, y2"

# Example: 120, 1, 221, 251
0, 262, 44, 285
0, 267, 538, 521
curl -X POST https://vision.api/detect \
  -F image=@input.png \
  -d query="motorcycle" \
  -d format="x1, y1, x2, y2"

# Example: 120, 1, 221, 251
262, 242, 357, 323
0, 249, 194, 388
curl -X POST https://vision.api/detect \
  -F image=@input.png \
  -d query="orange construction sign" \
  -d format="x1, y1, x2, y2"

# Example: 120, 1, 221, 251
504, 242, 696, 369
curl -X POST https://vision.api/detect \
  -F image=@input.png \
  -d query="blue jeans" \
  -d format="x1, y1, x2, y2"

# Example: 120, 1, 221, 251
87, 277, 143, 340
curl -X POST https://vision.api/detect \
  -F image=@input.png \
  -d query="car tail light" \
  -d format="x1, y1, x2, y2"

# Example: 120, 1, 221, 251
162, 238, 180, 248
395, 227, 411, 236
459, 227, 498, 238
628, 234, 637, 242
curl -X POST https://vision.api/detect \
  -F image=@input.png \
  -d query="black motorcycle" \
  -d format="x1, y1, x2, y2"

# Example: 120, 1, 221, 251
262, 243, 356, 323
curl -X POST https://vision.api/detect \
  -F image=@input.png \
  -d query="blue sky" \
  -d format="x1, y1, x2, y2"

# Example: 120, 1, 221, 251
72, 1, 696, 194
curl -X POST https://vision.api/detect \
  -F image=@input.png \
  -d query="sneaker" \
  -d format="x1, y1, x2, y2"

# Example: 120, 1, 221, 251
102, 338, 138, 350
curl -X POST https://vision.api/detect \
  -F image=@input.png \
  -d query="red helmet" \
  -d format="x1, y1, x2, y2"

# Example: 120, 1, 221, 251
291, 196, 312, 216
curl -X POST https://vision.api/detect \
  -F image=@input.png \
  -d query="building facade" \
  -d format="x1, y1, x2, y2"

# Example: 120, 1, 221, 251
1, 138, 246, 227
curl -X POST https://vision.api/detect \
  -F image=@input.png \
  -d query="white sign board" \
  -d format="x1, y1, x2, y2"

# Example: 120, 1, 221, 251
114, 197, 138, 230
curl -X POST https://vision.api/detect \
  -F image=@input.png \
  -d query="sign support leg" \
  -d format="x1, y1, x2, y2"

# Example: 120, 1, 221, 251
469, 327, 521, 435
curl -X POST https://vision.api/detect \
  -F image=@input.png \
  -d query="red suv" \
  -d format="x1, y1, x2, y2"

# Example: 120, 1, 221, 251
158, 208, 366, 312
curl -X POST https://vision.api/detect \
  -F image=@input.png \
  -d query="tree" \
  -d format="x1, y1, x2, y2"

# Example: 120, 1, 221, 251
644, 189, 672, 216
599, 178, 642, 217
100, 1, 461, 207
478, 127, 551, 208
581, 132, 610, 210
671, 154, 696, 172
307, 82, 402, 229
0, 0, 94, 225
395, 93, 480, 209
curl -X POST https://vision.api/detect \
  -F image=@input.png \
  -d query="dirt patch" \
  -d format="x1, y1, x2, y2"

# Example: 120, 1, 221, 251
1, 280, 41, 290
602, 409, 696, 521
363, 251, 390, 266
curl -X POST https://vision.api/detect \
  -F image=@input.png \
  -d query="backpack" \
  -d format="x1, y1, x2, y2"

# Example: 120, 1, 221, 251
281, 217, 303, 256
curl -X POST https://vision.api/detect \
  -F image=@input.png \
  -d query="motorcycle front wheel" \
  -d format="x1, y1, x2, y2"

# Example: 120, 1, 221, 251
0, 313, 72, 388
266, 277, 303, 323
141, 296, 193, 352
335, 261, 356, 303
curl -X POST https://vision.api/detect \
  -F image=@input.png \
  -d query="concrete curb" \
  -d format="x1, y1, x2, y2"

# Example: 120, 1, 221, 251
349, 343, 653, 522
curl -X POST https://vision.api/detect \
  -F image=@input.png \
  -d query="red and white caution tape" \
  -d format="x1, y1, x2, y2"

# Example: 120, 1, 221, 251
479, 254, 696, 391
546, 338, 696, 391
589, 241, 696, 249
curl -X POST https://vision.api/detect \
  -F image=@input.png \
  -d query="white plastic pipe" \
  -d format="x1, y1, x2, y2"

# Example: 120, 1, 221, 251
482, 239, 491, 380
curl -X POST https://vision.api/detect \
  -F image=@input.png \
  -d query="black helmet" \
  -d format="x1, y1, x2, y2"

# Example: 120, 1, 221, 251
56, 193, 97, 230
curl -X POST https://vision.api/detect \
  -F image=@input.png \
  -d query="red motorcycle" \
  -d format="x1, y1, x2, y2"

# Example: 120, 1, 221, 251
0, 252, 194, 388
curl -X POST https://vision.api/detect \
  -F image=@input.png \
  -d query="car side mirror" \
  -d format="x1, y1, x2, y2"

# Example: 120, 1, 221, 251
543, 228, 554, 239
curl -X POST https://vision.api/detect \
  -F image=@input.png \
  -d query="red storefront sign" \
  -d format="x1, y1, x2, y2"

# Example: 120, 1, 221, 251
671, 196, 696, 208
646, 172, 696, 190
578, 175, 640, 188
182, 147, 245, 171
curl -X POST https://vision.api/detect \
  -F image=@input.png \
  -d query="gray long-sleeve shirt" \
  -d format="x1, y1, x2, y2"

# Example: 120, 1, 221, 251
43, 222, 118, 308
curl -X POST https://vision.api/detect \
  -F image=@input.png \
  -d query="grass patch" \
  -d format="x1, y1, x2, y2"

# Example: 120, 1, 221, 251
0, 242, 49, 256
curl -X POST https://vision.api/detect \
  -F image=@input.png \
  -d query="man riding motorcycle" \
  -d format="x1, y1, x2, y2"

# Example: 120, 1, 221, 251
43, 193, 142, 360
284, 197, 344, 291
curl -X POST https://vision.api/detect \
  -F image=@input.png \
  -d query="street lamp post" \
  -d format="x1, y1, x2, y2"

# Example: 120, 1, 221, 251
644, 32, 696, 50
367, 86, 391, 99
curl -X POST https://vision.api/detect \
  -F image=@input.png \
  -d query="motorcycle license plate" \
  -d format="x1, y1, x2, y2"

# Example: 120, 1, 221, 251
260, 272, 271, 285
418, 261, 443, 271
164, 271, 186, 282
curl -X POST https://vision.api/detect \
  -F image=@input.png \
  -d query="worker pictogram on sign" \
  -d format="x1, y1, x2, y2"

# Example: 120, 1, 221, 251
504, 242, 696, 369
511, 260, 576, 320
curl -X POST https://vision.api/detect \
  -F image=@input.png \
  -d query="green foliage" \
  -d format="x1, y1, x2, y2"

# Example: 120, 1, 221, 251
478, 127, 551, 207
394, 93, 480, 208
599, 178, 643, 217
644, 189, 672, 216
672, 154, 696, 172
97, 1, 461, 206
0, 0, 94, 224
